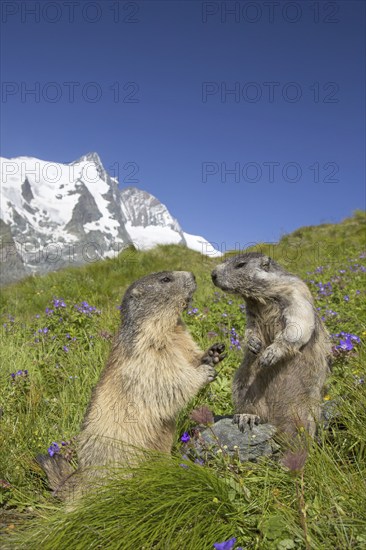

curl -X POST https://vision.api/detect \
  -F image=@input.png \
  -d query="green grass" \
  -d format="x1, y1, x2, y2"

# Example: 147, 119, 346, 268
0, 211, 365, 549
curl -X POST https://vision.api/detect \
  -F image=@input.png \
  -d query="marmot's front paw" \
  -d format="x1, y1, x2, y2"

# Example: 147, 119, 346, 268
233, 413, 260, 431
259, 344, 282, 368
201, 343, 226, 367
247, 335, 262, 354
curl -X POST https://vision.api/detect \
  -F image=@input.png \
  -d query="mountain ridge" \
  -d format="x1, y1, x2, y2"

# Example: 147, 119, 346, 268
0, 153, 221, 285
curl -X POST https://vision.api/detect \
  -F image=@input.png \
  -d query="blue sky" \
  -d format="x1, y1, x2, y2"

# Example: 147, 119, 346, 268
1, 0, 365, 252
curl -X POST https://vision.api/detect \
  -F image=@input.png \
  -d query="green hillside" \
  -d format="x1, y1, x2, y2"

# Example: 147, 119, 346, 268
0, 211, 365, 549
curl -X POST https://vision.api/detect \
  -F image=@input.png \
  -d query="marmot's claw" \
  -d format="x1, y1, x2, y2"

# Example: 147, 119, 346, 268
233, 413, 260, 431
204, 365, 217, 382
210, 342, 225, 354
259, 344, 281, 368
247, 336, 262, 354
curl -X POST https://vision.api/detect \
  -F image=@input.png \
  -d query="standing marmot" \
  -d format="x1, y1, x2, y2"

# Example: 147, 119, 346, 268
38, 271, 225, 501
211, 253, 331, 437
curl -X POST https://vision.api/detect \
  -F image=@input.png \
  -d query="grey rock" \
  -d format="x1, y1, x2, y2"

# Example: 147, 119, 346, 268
0, 219, 29, 285
320, 399, 340, 429
21, 177, 34, 203
64, 181, 102, 236
193, 416, 279, 462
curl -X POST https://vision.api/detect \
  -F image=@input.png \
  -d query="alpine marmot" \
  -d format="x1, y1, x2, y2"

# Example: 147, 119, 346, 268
211, 253, 331, 437
38, 271, 225, 501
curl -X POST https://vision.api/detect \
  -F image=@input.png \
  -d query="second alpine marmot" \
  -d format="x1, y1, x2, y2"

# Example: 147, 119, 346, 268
212, 253, 331, 437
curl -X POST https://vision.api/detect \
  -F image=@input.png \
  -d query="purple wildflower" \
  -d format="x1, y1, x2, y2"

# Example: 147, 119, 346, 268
316, 281, 333, 297
325, 310, 337, 316
344, 295, 349, 302
181, 432, 191, 443
213, 537, 237, 550
63, 346, 69, 352
337, 336, 354, 351
47, 442, 60, 457
10, 370, 28, 379
53, 298, 66, 309
230, 328, 241, 350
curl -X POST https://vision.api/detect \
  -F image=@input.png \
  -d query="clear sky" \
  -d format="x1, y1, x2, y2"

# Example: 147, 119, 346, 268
1, 0, 365, 253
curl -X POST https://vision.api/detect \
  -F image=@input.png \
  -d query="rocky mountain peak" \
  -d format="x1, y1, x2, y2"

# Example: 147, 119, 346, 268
71, 152, 103, 166
0, 153, 220, 285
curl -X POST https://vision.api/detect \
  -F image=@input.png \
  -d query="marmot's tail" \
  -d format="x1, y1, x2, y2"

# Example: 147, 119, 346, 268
36, 453, 74, 492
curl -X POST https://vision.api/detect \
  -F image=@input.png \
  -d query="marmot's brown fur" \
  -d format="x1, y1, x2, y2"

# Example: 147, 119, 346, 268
38, 271, 225, 502
212, 253, 331, 437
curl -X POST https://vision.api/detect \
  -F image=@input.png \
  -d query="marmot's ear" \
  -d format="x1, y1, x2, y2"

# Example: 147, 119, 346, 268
261, 256, 271, 271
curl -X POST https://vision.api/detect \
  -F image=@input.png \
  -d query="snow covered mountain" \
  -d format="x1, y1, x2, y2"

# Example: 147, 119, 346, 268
0, 153, 220, 284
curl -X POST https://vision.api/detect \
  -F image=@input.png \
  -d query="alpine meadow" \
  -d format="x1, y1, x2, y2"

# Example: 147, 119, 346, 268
0, 211, 365, 549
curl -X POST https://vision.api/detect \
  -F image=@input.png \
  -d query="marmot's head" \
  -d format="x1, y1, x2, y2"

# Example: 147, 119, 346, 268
120, 271, 196, 325
212, 253, 286, 299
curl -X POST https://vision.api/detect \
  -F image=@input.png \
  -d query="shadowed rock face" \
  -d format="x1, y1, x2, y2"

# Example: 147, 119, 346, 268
120, 187, 185, 239
0, 153, 216, 285
0, 220, 29, 286
64, 182, 102, 235
21, 178, 34, 203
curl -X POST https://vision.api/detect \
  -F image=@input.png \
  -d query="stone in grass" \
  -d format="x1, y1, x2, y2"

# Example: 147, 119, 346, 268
191, 402, 339, 463
320, 399, 340, 429
193, 416, 279, 462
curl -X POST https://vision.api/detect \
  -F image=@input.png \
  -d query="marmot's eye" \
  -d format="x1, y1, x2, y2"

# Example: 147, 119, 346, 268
160, 276, 172, 283
235, 262, 246, 269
